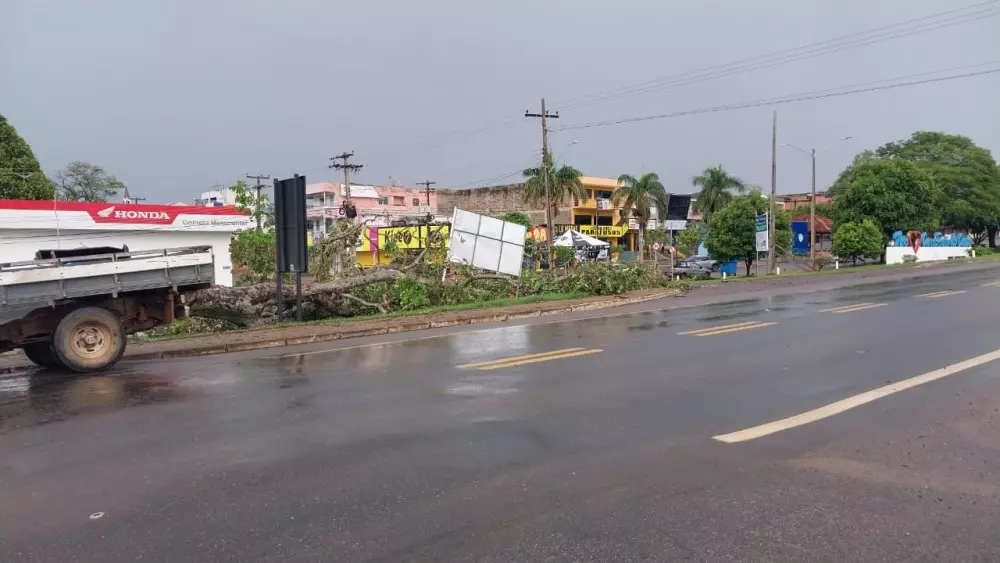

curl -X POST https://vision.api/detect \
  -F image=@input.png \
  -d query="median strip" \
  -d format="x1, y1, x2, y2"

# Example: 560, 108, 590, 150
713, 347, 1000, 444
818, 302, 887, 314
678, 321, 776, 336
457, 348, 602, 370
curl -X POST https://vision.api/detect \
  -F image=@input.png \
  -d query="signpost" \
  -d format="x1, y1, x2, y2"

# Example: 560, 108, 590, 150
755, 213, 769, 277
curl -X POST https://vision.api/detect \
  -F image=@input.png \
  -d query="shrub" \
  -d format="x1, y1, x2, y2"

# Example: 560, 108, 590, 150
902, 254, 919, 264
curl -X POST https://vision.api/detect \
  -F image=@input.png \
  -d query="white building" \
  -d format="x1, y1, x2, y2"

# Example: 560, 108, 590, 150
0, 199, 252, 286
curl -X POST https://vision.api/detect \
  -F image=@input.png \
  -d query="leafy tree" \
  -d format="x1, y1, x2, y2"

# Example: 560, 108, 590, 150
691, 165, 745, 222
500, 211, 532, 227
55, 161, 124, 202
705, 190, 791, 275
0, 114, 56, 199
675, 222, 706, 256
831, 219, 883, 266
229, 179, 272, 230
522, 156, 586, 219
613, 172, 669, 262
832, 158, 939, 249
874, 131, 1000, 247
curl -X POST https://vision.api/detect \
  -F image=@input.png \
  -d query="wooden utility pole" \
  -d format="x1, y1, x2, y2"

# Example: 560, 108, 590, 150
245, 174, 271, 231
329, 152, 363, 204
525, 99, 559, 269
768, 110, 778, 274
417, 180, 436, 207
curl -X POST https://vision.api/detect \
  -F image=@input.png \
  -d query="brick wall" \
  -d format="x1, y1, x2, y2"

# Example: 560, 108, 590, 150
436, 183, 570, 225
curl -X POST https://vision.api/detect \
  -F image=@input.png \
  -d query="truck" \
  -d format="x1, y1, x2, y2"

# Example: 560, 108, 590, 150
0, 246, 215, 373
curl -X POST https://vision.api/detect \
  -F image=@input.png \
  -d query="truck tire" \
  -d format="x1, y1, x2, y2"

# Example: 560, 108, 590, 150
22, 341, 64, 369
52, 307, 126, 373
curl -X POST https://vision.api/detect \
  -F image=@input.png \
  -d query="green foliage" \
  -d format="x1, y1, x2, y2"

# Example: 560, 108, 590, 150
704, 190, 791, 274
559, 262, 666, 295
500, 211, 532, 227
902, 254, 919, 264
230, 179, 272, 229
55, 161, 124, 202
553, 245, 576, 265
832, 158, 940, 238
969, 246, 996, 256
873, 132, 1000, 236
522, 157, 586, 218
676, 222, 706, 255
137, 317, 240, 339
395, 278, 431, 310
832, 219, 884, 265
0, 114, 56, 199
645, 228, 669, 246
230, 229, 276, 284
691, 165, 745, 222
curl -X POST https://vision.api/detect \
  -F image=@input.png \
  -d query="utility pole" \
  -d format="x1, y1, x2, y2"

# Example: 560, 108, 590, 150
329, 152, 363, 204
768, 110, 778, 275
246, 173, 271, 231
417, 180, 436, 207
810, 147, 817, 262
525, 98, 559, 269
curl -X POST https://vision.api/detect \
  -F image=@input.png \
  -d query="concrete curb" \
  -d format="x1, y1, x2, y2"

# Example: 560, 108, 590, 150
0, 290, 676, 373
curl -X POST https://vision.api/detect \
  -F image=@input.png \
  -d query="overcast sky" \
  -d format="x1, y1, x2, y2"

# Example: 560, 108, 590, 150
2, 0, 998, 203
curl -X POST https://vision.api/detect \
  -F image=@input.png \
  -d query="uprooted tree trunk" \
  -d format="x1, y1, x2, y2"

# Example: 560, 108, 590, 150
190, 268, 405, 326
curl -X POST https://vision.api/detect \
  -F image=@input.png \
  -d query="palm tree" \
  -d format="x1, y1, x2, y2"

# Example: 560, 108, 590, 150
522, 156, 586, 221
691, 165, 745, 223
613, 172, 669, 262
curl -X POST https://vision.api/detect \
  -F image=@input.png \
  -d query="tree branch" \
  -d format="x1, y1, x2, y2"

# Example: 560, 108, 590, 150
340, 292, 388, 313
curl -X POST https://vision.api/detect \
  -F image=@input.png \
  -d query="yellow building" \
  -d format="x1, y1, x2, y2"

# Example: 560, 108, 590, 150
566, 176, 638, 250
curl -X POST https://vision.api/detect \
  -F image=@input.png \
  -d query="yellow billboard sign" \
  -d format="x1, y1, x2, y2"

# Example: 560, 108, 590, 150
578, 225, 628, 238
377, 225, 450, 250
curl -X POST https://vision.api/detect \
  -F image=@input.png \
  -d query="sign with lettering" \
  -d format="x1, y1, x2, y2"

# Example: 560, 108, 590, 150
579, 225, 628, 238
377, 225, 449, 250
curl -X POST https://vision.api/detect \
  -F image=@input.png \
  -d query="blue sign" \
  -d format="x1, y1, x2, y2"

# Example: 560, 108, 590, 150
791, 221, 809, 254
891, 231, 972, 248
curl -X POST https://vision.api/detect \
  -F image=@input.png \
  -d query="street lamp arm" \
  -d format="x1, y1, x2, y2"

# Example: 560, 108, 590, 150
780, 143, 810, 156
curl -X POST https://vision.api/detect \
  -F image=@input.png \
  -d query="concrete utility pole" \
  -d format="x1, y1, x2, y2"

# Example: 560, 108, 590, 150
329, 152, 363, 204
768, 110, 778, 275
417, 180, 436, 207
781, 136, 851, 261
245, 174, 271, 231
525, 99, 559, 269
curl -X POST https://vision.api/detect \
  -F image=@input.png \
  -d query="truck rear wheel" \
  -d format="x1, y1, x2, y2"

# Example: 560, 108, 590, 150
52, 307, 126, 373
22, 341, 64, 369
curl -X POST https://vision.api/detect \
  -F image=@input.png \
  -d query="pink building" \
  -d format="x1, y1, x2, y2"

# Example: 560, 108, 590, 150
305, 183, 439, 235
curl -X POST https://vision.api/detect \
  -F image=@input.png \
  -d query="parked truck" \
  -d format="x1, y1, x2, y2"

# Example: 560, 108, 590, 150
0, 246, 214, 373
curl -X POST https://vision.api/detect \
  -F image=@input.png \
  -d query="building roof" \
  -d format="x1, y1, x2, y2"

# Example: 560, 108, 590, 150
790, 213, 833, 233
579, 176, 621, 189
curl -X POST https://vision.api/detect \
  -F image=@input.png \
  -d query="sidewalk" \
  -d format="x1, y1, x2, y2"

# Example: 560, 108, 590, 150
0, 288, 676, 372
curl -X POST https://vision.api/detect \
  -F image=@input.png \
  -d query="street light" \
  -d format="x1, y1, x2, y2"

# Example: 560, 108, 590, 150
780, 136, 852, 260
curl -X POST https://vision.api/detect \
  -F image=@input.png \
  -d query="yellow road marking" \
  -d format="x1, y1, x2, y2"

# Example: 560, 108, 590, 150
679, 321, 776, 337
678, 321, 762, 336
713, 347, 1000, 444
475, 348, 603, 370
819, 302, 887, 314
982, 281, 1000, 287
919, 290, 966, 298
456, 348, 585, 369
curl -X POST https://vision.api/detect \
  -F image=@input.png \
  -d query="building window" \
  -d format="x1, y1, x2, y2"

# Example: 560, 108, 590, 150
412, 198, 420, 207
393, 196, 404, 206
378, 197, 388, 205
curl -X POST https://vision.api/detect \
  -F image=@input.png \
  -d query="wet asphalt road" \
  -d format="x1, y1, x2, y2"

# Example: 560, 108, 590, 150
3, 267, 1000, 562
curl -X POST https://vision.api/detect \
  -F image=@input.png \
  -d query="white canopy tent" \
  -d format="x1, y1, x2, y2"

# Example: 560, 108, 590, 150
551, 229, 610, 261
552, 230, 610, 248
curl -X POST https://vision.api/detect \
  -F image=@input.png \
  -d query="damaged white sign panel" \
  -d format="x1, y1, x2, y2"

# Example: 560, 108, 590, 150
448, 209, 526, 276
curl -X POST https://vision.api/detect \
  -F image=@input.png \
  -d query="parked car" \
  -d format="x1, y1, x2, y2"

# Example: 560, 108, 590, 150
686, 255, 719, 272
666, 261, 713, 280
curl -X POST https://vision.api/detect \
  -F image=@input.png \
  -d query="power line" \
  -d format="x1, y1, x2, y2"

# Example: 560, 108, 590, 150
245, 173, 270, 231
553, 1, 1000, 110
416, 180, 436, 206
551, 62, 1000, 132
328, 151, 363, 204
363, 1, 999, 168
